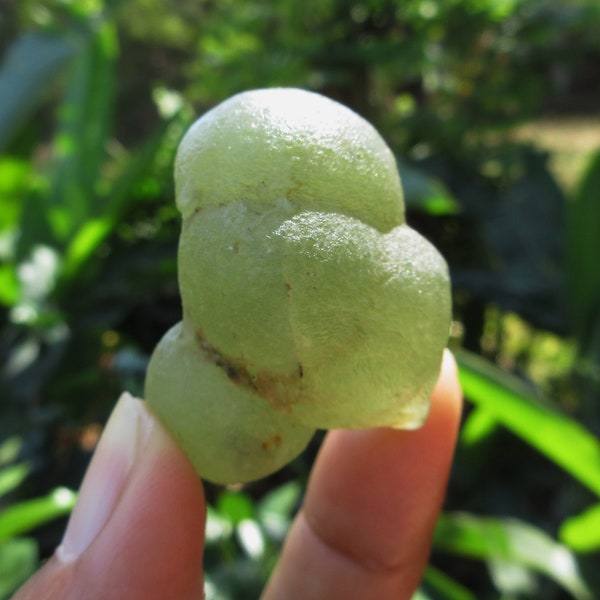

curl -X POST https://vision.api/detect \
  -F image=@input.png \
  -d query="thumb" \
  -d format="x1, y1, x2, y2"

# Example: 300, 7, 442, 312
14, 393, 206, 600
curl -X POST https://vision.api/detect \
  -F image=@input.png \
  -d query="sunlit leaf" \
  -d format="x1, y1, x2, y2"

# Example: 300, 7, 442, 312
0, 488, 76, 543
459, 407, 498, 447
205, 505, 234, 544
456, 350, 600, 496
0, 265, 19, 307
216, 491, 255, 526
560, 502, 600, 553
487, 557, 536, 596
61, 218, 113, 282
17, 245, 61, 304
434, 512, 593, 600
398, 159, 461, 216
0, 158, 29, 232
236, 519, 265, 559
257, 480, 301, 540
257, 480, 301, 519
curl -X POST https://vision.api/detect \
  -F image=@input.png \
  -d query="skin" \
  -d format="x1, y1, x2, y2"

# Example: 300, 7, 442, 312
14, 350, 461, 600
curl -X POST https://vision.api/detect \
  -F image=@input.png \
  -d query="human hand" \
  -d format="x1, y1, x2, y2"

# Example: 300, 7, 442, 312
13, 350, 461, 600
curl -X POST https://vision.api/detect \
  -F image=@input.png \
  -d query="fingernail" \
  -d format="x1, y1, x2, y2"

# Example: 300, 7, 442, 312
56, 392, 152, 563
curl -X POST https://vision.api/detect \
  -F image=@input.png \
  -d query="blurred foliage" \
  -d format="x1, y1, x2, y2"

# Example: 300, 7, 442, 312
1, 0, 600, 597
0, 436, 75, 597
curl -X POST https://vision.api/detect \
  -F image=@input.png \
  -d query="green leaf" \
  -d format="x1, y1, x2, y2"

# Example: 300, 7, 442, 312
101, 116, 176, 220
58, 117, 176, 287
257, 480, 301, 540
0, 265, 19, 307
466, 0, 521, 21
0, 463, 30, 499
456, 350, 600, 496
422, 565, 477, 600
60, 217, 113, 282
434, 512, 593, 600
205, 505, 234, 545
560, 503, 600, 553
0, 538, 38, 599
0, 33, 77, 152
216, 491, 255, 526
0, 488, 76, 543
47, 19, 118, 242
0, 158, 30, 233
459, 407, 498, 447
235, 519, 265, 559
487, 556, 537, 596
398, 159, 460, 216
257, 480, 301, 520
0, 438, 23, 467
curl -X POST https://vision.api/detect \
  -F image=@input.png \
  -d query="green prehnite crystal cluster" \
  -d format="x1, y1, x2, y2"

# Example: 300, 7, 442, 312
145, 88, 451, 484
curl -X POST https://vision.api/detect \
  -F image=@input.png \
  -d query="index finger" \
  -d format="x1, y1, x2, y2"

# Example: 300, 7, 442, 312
262, 349, 462, 599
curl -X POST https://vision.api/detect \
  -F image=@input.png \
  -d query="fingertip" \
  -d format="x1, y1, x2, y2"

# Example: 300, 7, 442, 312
426, 349, 463, 445
434, 349, 462, 411
264, 348, 463, 599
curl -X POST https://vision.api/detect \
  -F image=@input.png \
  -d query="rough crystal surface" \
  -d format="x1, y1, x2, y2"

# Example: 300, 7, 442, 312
145, 88, 451, 484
